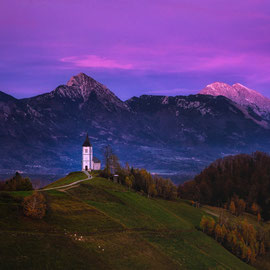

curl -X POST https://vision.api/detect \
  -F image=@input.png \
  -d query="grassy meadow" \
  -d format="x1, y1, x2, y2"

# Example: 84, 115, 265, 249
0, 173, 255, 269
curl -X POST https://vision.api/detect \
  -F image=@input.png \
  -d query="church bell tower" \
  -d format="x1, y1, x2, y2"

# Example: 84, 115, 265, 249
82, 133, 93, 171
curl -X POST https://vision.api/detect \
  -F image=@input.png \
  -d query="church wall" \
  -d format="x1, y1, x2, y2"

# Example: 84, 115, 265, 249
81, 137, 101, 171
93, 162, 101, 170
82, 146, 91, 171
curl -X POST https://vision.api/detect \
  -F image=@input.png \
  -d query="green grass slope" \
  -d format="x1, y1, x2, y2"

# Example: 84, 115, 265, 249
44, 171, 88, 189
0, 176, 254, 270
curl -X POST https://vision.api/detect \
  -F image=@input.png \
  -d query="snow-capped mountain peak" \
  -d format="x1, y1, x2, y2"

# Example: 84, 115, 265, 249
201, 82, 238, 100
199, 82, 270, 118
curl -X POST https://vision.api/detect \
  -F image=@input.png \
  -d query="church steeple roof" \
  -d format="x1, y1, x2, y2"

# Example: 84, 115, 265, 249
82, 133, 92, 147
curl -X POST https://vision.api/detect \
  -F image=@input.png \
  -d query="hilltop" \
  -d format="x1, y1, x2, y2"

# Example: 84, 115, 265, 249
0, 172, 253, 269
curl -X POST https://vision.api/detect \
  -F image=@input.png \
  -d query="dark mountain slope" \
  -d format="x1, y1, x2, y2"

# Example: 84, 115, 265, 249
0, 73, 270, 178
0, 91, 17, 102
126, 94, 269, 147
199, 82, 270, 120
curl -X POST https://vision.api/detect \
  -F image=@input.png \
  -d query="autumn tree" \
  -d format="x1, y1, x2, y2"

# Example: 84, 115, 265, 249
147, 182, 157, 198
229, 201, 236, 215
251, 202, 260, 215
241, 243, 248, 260
124, 176, 132, 190
220, 224, 227, 243
207, 217, 216, 235
214, 224, 222, 241
200, 216, 215, 235
259, 242, 265, 256
236, 199, 246, 216
200, 216, 208, 233
22, 192, 46, 219
257, 212, 261, 222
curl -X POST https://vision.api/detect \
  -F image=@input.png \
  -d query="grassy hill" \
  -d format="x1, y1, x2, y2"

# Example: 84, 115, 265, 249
44, 171, 88, 189
0, 172, 254, 269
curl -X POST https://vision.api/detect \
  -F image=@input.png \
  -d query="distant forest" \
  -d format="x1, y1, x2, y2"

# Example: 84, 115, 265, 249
178, 151, 270, 220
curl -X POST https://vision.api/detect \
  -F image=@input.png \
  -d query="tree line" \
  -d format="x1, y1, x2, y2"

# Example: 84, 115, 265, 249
178, 151, 270, 220
0, 172, 33, 191
200, 215, 267, 265
100, 145, 177, 200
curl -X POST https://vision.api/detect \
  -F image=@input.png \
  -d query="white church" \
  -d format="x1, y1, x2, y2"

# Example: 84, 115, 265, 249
82, 133, 101, 171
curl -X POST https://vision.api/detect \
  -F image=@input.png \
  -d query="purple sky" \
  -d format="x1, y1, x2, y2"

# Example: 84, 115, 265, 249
0, 0, 270, 100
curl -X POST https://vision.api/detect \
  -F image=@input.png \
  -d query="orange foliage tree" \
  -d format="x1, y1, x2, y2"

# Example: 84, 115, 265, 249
251, 202, 260, 215
22, 192, 46, 219
229, 201, 236, 215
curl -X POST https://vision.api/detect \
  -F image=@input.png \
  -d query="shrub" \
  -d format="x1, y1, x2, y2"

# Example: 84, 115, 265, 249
22, 192, 46, 219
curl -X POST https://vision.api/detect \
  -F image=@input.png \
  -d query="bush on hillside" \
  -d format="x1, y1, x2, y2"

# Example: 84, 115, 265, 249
22, 192, 46, 219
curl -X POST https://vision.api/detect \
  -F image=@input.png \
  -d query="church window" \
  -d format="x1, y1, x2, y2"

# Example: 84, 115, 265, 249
85, 149, 88, 153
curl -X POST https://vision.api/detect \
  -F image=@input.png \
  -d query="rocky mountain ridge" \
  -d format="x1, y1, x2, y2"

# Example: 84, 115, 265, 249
1, 73, 270, 182
199, 82, 270, 119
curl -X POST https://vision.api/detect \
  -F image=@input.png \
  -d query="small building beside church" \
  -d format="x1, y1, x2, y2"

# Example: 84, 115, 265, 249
82, 133, 101, 171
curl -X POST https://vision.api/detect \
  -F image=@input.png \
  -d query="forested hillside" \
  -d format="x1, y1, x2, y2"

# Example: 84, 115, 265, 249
179, 151, 270, 220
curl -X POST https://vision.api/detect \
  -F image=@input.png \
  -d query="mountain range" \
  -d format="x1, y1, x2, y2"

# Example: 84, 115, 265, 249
1, 73, 270, 182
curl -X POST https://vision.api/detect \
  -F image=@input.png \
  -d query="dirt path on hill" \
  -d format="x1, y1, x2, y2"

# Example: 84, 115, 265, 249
203, 208, 220, 217
40, 171, 91, 191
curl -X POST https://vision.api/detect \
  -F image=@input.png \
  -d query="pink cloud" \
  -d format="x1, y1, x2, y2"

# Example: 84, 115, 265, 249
184, 55, 246, 72
59, 46, 270, 86
60, 55, 133, 70
107, 44, 246, 72
108, 43, 270, 83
